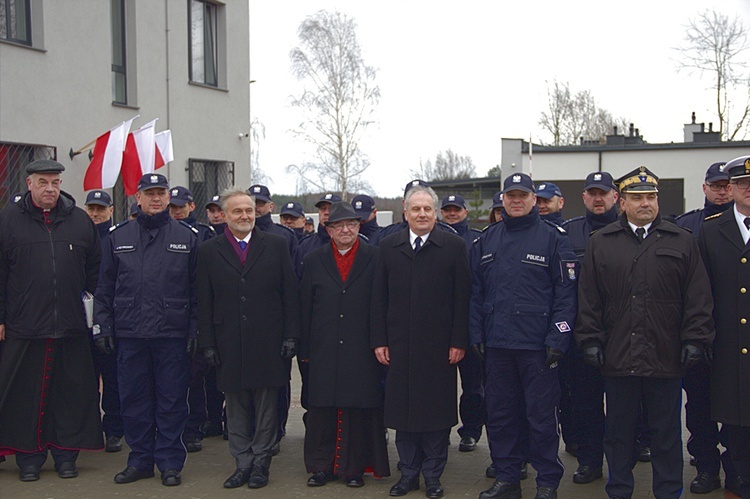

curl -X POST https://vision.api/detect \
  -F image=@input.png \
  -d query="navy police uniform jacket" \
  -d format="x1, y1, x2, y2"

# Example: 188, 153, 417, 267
255, 212, 302, 278
182, 213, 216, 243
447, 218, 481, 251
94, 208, 198, 340
674, 199, 733, 240
469, 207, 578, 353
561, 205, 619, 264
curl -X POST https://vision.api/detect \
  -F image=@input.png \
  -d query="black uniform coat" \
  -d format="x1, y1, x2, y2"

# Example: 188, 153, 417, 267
698, 209, 750, 426
575, 214, 714, 378
370, 227, 471, 432
300, 241, 382, 408
197, 227, 300, 391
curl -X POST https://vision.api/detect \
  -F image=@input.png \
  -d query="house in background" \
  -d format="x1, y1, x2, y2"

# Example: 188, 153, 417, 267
0, 0, 250, 222
432, 114, 750, 221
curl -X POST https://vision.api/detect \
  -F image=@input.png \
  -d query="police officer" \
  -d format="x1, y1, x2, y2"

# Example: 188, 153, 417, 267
168, 186, 215, 453
94, 173, 198, 487
84, 190, 124, 453
169, 186, 216, 243
300, 193, 343, 256
488, 192, 503, 224
698, 155, 750, 498
535, 183, 565, 225
279, 201, 307, 240
558, 171, 619, 485
471, 173, 578, 499
576, 167, 714, 499
304, 216, 315, 236
351, 194, 382, 241
440, 194, 485, 453
675, 161, 735, 494
206, 194, 225, 230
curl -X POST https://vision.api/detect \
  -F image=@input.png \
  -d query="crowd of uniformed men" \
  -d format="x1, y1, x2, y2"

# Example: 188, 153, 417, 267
0, 155, 749, 499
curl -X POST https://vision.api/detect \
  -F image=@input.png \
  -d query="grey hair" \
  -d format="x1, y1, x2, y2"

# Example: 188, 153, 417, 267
219, 186, 255, 212
404, 185, 439, 211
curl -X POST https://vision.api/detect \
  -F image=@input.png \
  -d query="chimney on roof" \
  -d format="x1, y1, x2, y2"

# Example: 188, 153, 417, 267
692, 112, 696, 124
613, 126, 618, 135
709, 122, 713, 132
629, 123, 634, 137
684, 112, 704, 142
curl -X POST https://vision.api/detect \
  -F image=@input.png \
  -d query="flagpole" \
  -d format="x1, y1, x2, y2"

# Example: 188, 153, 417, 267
529, 134, 533, 177
70, 115, 140, 160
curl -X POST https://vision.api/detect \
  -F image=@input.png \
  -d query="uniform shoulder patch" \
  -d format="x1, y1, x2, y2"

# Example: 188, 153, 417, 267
198, 222, 216, 234
437, 221, 458, 234
542, 219, 567, 233
674, 208, 701, 221
704, 212, 722, 221
110, 220, 130, 232
178, 220, 200, 234
561, 216, 584, 228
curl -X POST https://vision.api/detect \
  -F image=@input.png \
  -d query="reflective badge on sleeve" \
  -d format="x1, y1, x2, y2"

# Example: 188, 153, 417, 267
555, 321, 571, 333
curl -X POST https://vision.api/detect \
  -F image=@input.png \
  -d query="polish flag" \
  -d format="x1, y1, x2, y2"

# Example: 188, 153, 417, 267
154, 130, 173, 169
121, 120, 158, 196
83, 117, 136, 191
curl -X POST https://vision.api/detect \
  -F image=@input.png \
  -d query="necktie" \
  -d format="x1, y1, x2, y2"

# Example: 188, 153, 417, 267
744, 217, 750, 230
635, 227, 646, 242
238, 240, 248, 251
414, 236, 422, 253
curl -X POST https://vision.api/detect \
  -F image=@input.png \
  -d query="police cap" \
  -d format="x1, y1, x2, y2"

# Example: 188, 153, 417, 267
705, 162, 729, 183
85, 190, 112, 207
535, 182, 563, 199
351, 194, 376, 217
169, 186, 194, 206
315, 193, 342, 208
248, 184, 272, 203
726, 155, 750, 180
441, 194, 466, 210
280, 201, 305, 218
501, 173, 535, 194
584, 171, 616, 192
137, 173, 169, 191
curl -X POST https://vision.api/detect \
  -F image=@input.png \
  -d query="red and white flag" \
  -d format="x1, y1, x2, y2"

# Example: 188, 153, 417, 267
121, 119, 158, 195
83, 117, 137, 191
154, 130, 173, 168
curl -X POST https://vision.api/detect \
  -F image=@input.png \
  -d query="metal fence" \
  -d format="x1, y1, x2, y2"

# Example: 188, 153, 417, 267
188, 158, 234, 223
0, 141, 57, 207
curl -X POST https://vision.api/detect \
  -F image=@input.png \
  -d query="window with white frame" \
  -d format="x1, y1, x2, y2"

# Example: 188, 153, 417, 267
189, 0, 224, 87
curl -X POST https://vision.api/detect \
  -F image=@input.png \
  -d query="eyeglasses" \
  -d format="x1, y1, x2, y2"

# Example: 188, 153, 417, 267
731, 180, 750, 190
328, 220, 359, 231
706, 182, 730, 192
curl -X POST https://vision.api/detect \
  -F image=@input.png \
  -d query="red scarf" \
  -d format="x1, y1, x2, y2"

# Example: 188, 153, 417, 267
331, 237, 359, 282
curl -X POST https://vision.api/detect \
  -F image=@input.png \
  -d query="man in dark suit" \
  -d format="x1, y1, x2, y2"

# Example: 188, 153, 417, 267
371, 184, 471, 499
300, 201, 390, 488
698, 154, 750, 498
196, 187, 300, 490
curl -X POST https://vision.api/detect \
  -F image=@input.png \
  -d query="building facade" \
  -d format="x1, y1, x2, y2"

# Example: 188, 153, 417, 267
0, 0, 250, 221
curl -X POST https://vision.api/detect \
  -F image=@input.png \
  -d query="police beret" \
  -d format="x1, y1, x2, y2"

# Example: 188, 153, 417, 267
26, 159, 65, 174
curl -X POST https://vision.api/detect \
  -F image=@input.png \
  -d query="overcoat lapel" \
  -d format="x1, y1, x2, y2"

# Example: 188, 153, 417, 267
242, 228, 266, 276
717, 211, 748, 252
216, 235, 243, 274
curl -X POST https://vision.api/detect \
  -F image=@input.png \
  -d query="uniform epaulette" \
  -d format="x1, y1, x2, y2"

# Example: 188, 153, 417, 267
678, 226, 693, 234
674, 208, 701, 221
481, 220, 503, 232
543, 219, 567, 233
357, 233, 370, 242
109, 220, 130, 232
199, 222, 217, 235
274, 223, 295, 234
561, 216, 584, 227
704, 212, 722, 221
178, 220, 200, 234
437, 221, 458, 234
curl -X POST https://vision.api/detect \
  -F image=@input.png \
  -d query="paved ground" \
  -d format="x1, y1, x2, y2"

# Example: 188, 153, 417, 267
0, 368, 734, 498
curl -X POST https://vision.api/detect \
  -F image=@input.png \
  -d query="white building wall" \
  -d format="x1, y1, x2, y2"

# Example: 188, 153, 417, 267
0, 0, 250, 204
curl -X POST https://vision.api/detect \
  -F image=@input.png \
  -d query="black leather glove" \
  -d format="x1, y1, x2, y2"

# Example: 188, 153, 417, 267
582, 344, 604, 368
681, 343, 704, 370
471, 343, 485, 363
187, 338, 198, 357
203, 346, 221, 367
95, 336, 115, 355
280, 338, 298, 360
545, 346, 564, 367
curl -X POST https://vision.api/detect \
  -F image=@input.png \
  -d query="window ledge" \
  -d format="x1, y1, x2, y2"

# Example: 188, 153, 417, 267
188, 81, 228, 92
112, 102, 140, 111
0, 39, 45, 52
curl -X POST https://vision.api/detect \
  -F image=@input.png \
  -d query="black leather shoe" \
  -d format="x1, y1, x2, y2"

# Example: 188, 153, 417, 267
114, 466, 154, 484
637, 446, 651, 462
223, 468, 252, 488
184, 436, 202, 453
390, 475, 420, 496
19, 465, 40, 482
690, 471, 721, 494
345, 474, 365, 487
572, 465, 602, 484
247, 464, 269, 488
486, 465, 496, 479
535, 486, 557, 499
161, 469, 181, 486
425, 478, 444, 498
307, 471, 338, 486
56, 461, 78, 479
270, 441, 280, 456
459, 436, 477, 452
105, 435, 122, 453
479, 480, 522, 499
520, 462, 528, 480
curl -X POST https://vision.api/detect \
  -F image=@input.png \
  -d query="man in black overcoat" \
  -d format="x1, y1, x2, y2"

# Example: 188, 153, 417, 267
698, 154, 750, 498
371, 184, 471, 499
197, 187, 300, 490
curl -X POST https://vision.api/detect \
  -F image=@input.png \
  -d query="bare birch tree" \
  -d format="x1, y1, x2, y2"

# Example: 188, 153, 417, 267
675, 10, 750, 140
286, 10, 380, 199
410, 149, 477, 181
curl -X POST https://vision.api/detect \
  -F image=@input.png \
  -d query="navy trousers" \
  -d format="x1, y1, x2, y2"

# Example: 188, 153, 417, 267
568, 354, 605, 468
485, 348, 563, 488
90, 338, 123, 438
117, 338, 190, 472
457, 349, 485, 441
683, 362, 723, 474
604, 376, 683, 499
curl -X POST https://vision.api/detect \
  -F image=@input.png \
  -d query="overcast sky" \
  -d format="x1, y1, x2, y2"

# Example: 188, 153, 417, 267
249, 0, 750, 198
